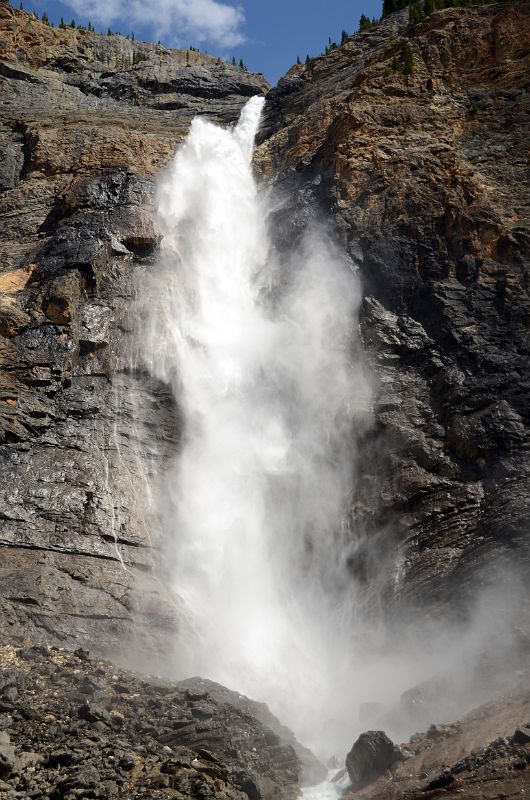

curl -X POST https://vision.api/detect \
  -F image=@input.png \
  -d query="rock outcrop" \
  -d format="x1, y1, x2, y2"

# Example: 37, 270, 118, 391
178, 678, 327, 785
255, 1, 530, 618
0, 643, 300, 799
0, 1, 267, 655
342, 672, 530, 800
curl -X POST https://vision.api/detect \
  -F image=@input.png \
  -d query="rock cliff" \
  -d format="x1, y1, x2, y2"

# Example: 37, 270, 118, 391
0, 0, 267, 655
0, 2, 529, 797
255, 1, 530, 619
0, 0, 528, 670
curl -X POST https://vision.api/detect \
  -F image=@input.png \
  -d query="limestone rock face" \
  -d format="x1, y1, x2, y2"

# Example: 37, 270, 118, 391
0, 2, 267, 656
255, 2, 530, 617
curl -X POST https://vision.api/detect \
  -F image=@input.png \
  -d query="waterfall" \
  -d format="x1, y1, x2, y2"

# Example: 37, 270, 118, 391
140, 96, 372, 760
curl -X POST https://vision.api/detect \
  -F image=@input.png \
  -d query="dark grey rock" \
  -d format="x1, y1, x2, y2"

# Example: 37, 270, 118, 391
513, 727, 530, 745
346, 730, 405, 790
0, 2, 267, 659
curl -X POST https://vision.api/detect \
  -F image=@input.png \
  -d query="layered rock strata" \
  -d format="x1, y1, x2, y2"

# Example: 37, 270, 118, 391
0, 0, 529, 657
0, 1, 267, 654
255, 1, 530, 617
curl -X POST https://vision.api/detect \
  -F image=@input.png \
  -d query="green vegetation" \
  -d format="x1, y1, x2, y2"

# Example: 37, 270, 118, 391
384, 42, 415, 75
403, 42, 415, 73
386, 53, 402, 73
385, 0, 508, 19
341, 29, 349, 44
409, 0, 424, 22
359, 13, 378, 30
382, 0, 409, 17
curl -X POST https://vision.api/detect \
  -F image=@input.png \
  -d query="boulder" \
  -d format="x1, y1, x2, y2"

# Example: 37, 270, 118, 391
346, 730, 405, 790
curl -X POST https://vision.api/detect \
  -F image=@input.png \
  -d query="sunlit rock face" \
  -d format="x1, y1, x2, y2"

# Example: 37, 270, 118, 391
0, 2, 268, 658
255, 2, 530, 619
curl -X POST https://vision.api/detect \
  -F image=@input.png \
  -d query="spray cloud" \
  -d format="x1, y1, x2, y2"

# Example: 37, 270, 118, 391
136, 98, 525, 771
139, 96, 372, 756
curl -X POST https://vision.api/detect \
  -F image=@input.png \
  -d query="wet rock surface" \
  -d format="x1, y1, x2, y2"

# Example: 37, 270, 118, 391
255, 2, 530, 616
0, 644, 300, 799
0, 3, 267, 654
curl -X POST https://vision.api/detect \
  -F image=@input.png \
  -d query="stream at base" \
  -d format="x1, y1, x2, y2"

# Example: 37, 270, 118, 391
301, 770, 346, 799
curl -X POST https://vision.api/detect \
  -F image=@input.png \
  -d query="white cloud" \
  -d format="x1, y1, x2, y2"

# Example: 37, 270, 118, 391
66, 0, 246, 48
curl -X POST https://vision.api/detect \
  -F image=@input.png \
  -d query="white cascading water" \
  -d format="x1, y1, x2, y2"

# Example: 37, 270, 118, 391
136, 95, 525, 797
140, 96, 371, 772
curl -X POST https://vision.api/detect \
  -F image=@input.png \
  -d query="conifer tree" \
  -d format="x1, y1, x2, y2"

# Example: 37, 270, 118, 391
403, 42, 414, 74
409, 1, 424, 24
359, 13, 373, 31
341, 29, 348, 44
41, 11, 49, 24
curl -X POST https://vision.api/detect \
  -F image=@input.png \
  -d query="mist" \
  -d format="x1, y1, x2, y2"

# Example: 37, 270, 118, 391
134, 97, 525, 772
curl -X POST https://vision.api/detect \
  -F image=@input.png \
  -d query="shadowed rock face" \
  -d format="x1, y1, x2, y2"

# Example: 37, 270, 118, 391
0, 2, 267, 657
255, 2, 530, 619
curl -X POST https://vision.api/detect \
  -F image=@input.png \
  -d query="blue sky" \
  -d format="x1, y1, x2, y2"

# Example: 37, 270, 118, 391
13, 0, 383, 84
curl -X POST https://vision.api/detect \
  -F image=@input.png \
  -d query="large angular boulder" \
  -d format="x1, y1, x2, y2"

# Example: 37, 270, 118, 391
346, 730, 405, 790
